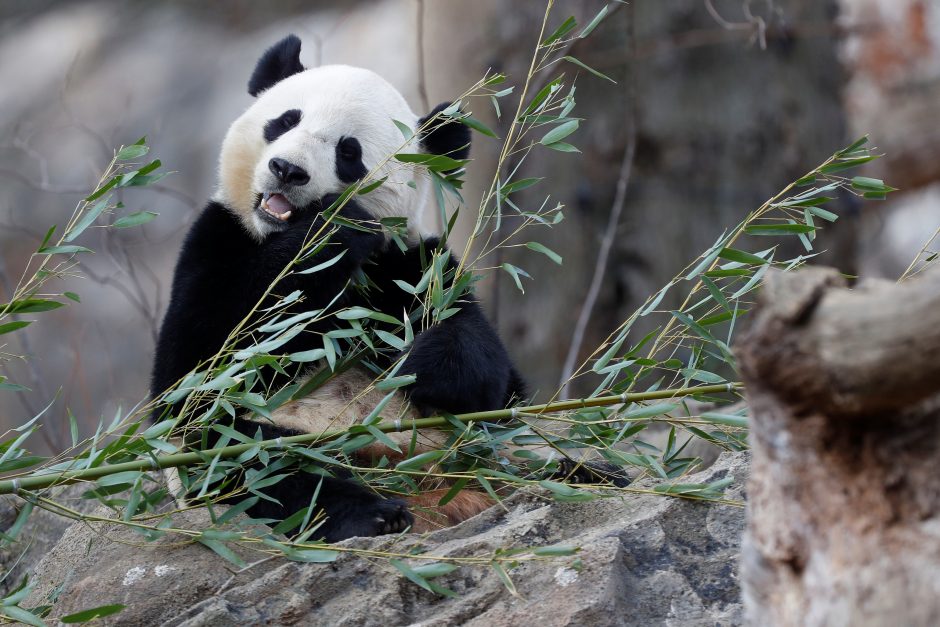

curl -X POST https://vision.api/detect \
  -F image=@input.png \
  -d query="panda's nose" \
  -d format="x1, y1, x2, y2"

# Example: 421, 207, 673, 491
268, 158, 310, 187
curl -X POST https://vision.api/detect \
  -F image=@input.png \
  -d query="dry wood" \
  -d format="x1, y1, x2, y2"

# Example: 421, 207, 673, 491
738, 265, 940, 626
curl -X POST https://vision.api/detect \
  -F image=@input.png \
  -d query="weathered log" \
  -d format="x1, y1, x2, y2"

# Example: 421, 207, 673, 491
737, 265, 940, 626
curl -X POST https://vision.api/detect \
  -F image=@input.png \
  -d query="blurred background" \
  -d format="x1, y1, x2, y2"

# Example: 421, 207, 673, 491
0, 0, 937, 454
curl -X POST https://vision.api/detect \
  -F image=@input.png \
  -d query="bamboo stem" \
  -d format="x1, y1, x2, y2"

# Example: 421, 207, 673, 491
0, 383, 741, 495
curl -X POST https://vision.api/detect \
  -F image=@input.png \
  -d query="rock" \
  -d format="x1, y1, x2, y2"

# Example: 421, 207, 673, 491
0, 483, 103, 597
23, 506, 277, 626
23, 452, 747, 626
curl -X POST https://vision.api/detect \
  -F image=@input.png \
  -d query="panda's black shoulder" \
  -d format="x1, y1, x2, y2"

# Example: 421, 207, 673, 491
177, 201, 259, 266
364, 236, 447, 286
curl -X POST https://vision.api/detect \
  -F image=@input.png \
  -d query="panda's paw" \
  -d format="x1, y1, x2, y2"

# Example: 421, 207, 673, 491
373, 498, 413, 535
552, 459, 631, 488
344, 497, 413, 538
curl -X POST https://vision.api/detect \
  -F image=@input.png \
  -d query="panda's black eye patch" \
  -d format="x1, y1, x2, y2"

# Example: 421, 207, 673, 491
263, 109, 302, 143
335, 136, 367, 183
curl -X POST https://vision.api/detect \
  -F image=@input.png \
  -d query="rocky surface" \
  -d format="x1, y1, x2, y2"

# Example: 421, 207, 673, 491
0, 483, 103, 598
18, 452, 747, 626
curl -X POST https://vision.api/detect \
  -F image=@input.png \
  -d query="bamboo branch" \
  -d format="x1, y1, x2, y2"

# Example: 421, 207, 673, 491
0, 383, 741, 495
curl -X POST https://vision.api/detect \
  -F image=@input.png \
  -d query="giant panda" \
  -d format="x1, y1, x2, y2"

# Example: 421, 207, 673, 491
151, 35, 527, 541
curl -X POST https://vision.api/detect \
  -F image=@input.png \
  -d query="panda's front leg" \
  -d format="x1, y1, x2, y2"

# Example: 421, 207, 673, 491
399, 300, 518, 415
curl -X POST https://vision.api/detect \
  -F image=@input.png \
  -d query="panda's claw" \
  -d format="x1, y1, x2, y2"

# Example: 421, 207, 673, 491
361, 497, 412, 537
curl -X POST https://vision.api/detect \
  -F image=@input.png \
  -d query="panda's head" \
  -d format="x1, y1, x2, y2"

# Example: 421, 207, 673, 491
216, 35, 470, 241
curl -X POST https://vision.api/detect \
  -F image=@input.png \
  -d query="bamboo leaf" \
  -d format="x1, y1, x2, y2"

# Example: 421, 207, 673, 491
525, 241, 562, 264
112, 211, 158, 228
61, 604, 126, 623
540, 120, 579, 146
561, 55, 615, 83
717, 248, 769, 266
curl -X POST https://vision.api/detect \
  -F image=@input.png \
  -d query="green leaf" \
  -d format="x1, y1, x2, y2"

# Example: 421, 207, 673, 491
4, 499, 33, 543
289, 349, 327, 363
298, 250, 347, 275
778, 196, 834, 208
540, 120, 579, 146
538, 480, 596, 502
851, 176, 896, 193
561, 55, 615, 83
288, 549, 340, 563
393, 119, 414, 140
807, 206, 839, 222
394, 153, 467, 171
2, 299, 64, 314
374, 329, 405, 351
412, 562, 459, 578
491, 562, 519, 596
61, 604, 126, 623
391, 559, 456, 597
543, 16, 577, 45
522, 79, 561, 117
717, 247, 769, 266
365, 425, 402, 453
623, 403, 677, 420
501, 263, 531, 293
700, 412, 747, 428
357, 176, 388, 195
500, 177, 542, 196
0, 321, 31, 335
97, 471, 144, 488
197, 535, 246, 568
336, 307, 373, 320
112, 211, 158, 228
64, 198, 110, 242
681, 368, 725, 384
700, 276, 730, 312
0, 377, 29, 392
116, 144, 149, 160
84, 177, 119, 202
744, 224, 815, 235
579, 4, 609, 37
525, 241, 562, 264
532, 544, 580, 556
837, 136, 868, 156
38, 245, 92, 255
0, 605, 46, 627
543, 141, 580, 153
818, 156, 875, 174
437, 477, 470, 506
395, 449, 446, 471
376, 374, 416, 391
458, 114, 498, 138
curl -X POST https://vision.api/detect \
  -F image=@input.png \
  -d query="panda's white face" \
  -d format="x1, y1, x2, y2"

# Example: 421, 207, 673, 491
216, 65, 427, 240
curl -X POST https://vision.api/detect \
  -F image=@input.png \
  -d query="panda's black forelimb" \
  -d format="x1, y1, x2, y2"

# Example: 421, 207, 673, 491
351, 238, 527, 416
151, 195, 383, 411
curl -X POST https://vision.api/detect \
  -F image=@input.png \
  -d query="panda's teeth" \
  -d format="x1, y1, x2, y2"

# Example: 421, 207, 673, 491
278, 210, 292, 221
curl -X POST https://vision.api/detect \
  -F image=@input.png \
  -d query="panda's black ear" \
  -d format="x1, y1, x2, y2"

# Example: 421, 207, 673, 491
418, 102, 471, 160
248, 35, 305, 97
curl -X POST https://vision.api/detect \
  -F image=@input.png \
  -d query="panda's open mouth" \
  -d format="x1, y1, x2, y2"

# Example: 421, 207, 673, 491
259, 192, 296, 223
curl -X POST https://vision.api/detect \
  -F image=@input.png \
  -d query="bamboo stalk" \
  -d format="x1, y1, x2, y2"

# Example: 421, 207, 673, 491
0, 383, 741, 495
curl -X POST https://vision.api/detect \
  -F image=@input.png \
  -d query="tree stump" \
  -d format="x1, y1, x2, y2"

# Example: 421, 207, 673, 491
737, 265, 940, 626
